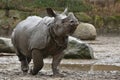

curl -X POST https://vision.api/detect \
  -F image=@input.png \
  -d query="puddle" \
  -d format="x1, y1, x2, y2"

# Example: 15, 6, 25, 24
93, 65, 120, 71
0, 53, 15, 57
44, 63, 120, 71
88, 43, 103, 45
0, 56, 119, 72
94, 51, 107, 53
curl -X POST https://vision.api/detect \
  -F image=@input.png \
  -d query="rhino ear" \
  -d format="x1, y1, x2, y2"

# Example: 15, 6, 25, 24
46, 8, 56, 17
62, 8, 68, 15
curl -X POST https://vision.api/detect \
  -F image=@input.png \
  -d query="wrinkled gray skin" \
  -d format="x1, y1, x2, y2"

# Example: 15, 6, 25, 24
11, 8, 79, 76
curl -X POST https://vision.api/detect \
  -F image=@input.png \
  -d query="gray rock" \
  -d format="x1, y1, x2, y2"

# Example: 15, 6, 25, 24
73, 23, 97, 40
0, 37, 94, 59
0, 37, 14, 53
64, 36, 94, 59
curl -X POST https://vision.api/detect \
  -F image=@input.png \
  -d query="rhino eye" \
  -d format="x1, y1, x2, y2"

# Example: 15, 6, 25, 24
62, 18, 68, 23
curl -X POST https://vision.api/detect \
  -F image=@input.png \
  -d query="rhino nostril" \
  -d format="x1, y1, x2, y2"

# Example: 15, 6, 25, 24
70, 20, 74, 23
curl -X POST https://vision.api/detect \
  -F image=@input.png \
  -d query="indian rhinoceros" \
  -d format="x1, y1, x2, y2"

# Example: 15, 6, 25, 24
11, 8, 79, 76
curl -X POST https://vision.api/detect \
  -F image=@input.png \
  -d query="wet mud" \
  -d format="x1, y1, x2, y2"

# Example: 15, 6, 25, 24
0, 36, 120, 80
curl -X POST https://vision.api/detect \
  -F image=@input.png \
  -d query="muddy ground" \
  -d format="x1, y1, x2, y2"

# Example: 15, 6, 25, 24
0, 35, 120, 80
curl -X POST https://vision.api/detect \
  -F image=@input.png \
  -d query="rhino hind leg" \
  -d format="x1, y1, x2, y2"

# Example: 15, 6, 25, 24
16, 49, 29, 72
20, 59, 29, 72
30, 49, 44, 75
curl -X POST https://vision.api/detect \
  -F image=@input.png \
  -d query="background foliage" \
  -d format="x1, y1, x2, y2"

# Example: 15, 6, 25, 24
0, 0, 120, 36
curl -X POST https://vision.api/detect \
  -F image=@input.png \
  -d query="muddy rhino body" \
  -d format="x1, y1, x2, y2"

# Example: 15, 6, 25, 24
11, 8, 79, 75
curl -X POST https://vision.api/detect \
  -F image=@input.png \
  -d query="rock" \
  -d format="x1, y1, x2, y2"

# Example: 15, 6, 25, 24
64, 36, 94, 59
73, 23, 97, 40
0, 37, 94, 59
0, 37, 15, 53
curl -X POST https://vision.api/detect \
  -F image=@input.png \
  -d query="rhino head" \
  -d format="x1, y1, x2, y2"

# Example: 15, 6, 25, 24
47, 8, 79, 36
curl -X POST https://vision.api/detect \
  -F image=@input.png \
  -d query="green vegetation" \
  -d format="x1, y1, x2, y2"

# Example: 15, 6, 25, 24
0, 0, 120, 35
75, 12, 92, 22
0, 0, 92, 12
34, 0, 92, 12
93, 15, 104, 28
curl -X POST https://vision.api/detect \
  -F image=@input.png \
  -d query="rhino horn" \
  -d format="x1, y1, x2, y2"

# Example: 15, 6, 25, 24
46, 8, 56, 17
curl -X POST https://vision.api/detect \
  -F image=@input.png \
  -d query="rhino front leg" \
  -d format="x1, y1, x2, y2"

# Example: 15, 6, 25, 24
30, 49, 44, 75
27, 57, 32, 64
52, 52, 64, 76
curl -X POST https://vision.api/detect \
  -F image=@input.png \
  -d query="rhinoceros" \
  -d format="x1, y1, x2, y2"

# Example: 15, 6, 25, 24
11, 8, 79, 76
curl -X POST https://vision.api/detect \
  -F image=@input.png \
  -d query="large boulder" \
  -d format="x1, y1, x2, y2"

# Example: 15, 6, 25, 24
0, 37, 14, 53
73, 23, 97, 40
0, 37, 94, 59
64, 36, 94, 59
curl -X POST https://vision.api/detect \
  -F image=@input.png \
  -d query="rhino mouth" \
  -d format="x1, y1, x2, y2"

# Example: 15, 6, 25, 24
68, 25, 77, 35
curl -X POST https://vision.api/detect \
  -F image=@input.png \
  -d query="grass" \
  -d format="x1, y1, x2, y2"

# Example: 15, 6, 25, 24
0, 0, 92, 12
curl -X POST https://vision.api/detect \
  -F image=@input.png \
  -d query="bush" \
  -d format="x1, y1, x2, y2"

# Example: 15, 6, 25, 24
0, 0, 92, 12
34, 0, 92, 12
75, 12, 92, 22
93, 15, 104, 28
